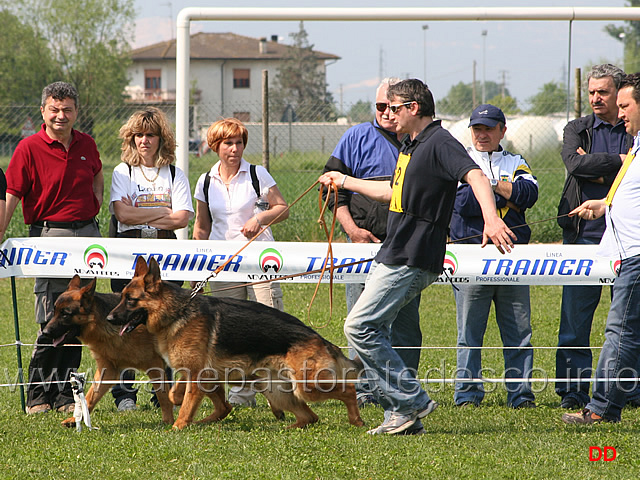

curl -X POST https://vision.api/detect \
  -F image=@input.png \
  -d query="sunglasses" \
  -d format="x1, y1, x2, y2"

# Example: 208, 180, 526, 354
389, 102, 414, 114
375, 102, 389, 113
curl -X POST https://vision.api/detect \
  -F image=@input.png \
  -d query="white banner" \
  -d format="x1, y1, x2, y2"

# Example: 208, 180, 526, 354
0, 237, 618, 285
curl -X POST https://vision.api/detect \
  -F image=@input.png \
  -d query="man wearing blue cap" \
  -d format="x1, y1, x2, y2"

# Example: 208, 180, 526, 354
450, 104, 539, 408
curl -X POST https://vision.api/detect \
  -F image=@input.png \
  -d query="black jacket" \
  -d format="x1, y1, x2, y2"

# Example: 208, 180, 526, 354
557, 113, 632, 242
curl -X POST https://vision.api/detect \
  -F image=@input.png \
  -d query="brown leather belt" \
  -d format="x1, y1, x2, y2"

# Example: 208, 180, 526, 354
117, 228, 176, 239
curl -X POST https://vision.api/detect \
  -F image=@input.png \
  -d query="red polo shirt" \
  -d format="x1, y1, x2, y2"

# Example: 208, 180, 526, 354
6, 124, 102, 224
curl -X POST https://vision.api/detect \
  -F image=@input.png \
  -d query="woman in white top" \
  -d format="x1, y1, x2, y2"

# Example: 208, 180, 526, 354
109, 107, 194, 409
111, 107, 193, 243
193, 117, 289, 406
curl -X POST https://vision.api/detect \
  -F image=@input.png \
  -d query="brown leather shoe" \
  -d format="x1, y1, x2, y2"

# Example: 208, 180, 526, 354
562, 408, 604, 425
56, 403, 75, 414
26, 404, 51, 414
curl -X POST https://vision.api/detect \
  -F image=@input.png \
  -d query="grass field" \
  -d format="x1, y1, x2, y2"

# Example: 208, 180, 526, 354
1, 277, 639, 479
2, 147, 637, 478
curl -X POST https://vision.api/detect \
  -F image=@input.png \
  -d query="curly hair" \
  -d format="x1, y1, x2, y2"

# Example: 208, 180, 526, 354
206, 118, 248, 154
119, 107, 176, 167
41, 82, 79, 108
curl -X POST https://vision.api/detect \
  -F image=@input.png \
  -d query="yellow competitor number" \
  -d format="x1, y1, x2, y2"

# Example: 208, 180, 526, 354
390, 152, 411, 213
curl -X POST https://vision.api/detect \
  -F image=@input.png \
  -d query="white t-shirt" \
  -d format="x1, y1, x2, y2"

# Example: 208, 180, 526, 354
110, 163, 194, 233
599, 134, 640, 260
194, 158, 276, 241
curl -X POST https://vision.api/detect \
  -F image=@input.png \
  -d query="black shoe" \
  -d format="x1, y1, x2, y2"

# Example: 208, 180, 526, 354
626, 397, 640, 408
515, 400, 536, 409
560, 397, 584, 409
455, 401, 479, 408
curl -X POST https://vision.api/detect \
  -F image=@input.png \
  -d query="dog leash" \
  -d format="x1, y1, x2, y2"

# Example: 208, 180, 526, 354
190, 180, 323, 299
305, 181, 339, 326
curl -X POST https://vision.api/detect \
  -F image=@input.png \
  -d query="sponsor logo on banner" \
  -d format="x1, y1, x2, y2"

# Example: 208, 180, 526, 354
260, 248, 283, 273
436, 250, 469, 283
443, 250, 458, 275
611, 259, 621, 276
84, 244, 108, 269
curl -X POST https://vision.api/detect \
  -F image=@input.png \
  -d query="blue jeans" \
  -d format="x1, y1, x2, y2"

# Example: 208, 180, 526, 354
587, 254, 640, 421
344, 262, 438, 415
347, 281, 422, 377
454, 284, 535, 407
556, 238, 640, 404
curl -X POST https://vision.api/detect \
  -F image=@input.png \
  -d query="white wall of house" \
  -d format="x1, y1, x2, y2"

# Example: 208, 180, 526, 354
126, 57, 328, 124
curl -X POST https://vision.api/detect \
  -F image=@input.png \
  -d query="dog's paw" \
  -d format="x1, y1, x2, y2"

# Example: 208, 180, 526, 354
61, 417, 76, 428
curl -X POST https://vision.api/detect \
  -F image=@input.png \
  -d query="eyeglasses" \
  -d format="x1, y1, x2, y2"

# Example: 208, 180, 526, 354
389, 102, 414, 114
375, 102, 389, 113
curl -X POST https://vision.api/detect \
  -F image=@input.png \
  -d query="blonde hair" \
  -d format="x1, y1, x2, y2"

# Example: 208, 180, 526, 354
119, 107, 176, 167
206, 118, 248, 155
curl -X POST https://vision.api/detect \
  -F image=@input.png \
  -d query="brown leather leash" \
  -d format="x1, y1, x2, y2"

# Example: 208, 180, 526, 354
190, 180, 323, 299
304, 181, 339, 327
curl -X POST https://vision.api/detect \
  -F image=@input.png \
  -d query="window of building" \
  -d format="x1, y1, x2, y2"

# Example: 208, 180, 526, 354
145, 69, 161, 90
233, 69, 250, 88
233, 112, 251, 122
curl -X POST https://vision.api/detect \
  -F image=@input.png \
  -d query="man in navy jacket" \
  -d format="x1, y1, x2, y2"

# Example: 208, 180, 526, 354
450, 104, 539, 409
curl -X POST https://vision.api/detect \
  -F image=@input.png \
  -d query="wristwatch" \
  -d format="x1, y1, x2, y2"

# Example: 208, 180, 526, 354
490, 179, 499, 191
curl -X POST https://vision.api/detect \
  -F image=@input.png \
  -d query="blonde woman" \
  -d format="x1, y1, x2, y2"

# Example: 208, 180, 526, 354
109, 107, 193, 410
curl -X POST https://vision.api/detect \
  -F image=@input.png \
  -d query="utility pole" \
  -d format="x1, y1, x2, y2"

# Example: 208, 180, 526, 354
481, 30, 488, 103
472, 60, 477, 108
422, 24, 429, 82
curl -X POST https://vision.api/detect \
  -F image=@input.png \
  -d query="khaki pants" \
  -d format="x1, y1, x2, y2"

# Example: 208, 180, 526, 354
209, 280, 284, 405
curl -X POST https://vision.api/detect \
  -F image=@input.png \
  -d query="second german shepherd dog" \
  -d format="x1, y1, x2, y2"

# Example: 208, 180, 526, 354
43, 275, 174, 427
107, 256, 365, 431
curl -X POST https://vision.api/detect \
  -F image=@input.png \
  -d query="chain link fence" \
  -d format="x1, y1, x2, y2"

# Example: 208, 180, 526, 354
0, 101, 569, 243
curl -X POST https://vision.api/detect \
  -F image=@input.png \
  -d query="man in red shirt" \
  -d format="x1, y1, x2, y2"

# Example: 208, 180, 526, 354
4, 82, 103, 414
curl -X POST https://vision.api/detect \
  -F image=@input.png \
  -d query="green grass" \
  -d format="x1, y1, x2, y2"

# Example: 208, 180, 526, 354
0, 147, 634, 478
1, 279, 639, 479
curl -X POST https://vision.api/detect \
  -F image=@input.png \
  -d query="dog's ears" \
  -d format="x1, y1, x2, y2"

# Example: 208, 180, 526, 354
144, 257, 162, 293
80, 278, 97, 297
148, 257, 161, 280
134, 256, 149, 276
67, 274, 82, 290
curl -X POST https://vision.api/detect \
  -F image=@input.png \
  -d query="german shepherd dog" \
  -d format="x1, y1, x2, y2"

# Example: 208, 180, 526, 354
107, 256, 365, 431
42, 275, 174, 427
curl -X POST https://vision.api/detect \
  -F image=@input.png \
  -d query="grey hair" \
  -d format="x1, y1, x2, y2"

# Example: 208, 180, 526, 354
41, 82, 79, 108
376, 77, 402, 96
587, 64, 626, 90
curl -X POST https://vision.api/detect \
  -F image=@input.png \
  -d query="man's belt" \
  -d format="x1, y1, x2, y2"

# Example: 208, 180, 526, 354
32, 218, 96, 229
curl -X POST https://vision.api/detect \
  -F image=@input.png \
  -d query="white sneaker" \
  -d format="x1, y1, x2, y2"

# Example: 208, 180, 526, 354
367, 400, 438, 435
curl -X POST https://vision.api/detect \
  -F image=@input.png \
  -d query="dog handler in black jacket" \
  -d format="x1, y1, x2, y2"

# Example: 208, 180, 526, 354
555, 64, 640, 409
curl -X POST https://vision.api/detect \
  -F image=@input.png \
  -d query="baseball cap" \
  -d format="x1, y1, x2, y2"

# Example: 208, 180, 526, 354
468, 104, 506, 127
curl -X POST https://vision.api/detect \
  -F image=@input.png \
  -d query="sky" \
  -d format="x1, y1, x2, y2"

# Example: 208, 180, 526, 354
132, 0, 629, 110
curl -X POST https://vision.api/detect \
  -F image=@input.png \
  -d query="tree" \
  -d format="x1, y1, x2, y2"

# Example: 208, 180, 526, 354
270, 21, 336, 122
0, 9, 56, 105
347, 100, 372, 123
605, 0, 640, 73
6, 0, 135, 131
437, 81, 509, 116
486, 94, 520, 115
527, 81, 567, 115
